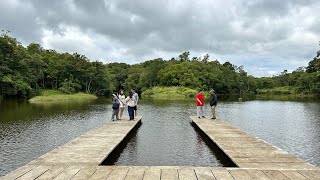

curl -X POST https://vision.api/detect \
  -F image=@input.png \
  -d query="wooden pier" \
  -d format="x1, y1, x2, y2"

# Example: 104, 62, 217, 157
1, 116, 320, 179
190, 116, 318, 170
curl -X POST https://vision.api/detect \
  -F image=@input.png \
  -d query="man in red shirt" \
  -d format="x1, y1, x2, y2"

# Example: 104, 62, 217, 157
196, 89, 205, 118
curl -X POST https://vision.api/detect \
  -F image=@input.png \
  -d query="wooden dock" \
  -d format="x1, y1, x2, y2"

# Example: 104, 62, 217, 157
190, 116, 318, 170
2, 165, 320, 180
2, 116, 320, 179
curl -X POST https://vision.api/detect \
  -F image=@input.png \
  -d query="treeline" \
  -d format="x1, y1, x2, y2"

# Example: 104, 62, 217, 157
0, 34, 111, 97
1, 33, 319, 98
108, 54, 258, 96
259, 56, 320, 95
108, 51, 320, 97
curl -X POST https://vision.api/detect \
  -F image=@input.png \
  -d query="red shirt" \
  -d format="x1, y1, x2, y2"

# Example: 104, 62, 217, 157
196, 93, 204, 106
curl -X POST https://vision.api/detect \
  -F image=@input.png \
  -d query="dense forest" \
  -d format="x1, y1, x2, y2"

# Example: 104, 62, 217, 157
1, 33, 320, 98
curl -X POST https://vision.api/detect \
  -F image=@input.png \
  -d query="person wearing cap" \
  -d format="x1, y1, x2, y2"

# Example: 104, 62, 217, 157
196, 89, 205, 118
209, 89, 217, 120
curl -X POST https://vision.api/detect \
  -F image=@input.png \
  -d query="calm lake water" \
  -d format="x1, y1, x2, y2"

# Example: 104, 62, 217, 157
0, 97, 320, 176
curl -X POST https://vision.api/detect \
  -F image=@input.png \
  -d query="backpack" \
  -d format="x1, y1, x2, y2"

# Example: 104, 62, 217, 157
112, 97, 120, 110
112, 102, 120, 110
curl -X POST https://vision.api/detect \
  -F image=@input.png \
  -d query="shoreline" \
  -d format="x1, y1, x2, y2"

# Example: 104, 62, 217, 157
28, 92, 97, 103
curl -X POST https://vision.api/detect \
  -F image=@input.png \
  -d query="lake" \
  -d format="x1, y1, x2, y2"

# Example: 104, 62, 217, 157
0, 96, 319, 176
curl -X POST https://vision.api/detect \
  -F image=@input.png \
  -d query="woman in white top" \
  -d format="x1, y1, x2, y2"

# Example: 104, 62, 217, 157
118, 90, 126, 119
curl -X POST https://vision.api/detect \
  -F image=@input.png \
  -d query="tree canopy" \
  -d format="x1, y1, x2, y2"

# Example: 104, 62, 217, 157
1, 33, 319, 98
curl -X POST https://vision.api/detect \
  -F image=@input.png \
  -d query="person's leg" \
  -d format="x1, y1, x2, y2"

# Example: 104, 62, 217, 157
111, 109, 116, 121
134, 105, 137, 117
116, 109, 120, 120
131, 107, 135, 120
119, 108, 124, 119
211, 105, 216, 119
197, 106, 200, 118
201, 106, 205, 117
128, 107, 134, 120
127, 107, 131, 120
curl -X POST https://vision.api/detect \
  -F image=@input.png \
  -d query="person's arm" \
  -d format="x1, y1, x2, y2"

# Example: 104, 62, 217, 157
196, 98, 202, 105
212, 95, 217, 104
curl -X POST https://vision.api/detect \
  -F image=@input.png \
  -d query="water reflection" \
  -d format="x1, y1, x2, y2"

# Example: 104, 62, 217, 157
0, 97, 320, 176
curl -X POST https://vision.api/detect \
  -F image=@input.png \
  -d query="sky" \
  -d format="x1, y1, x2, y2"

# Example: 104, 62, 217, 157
0, 0, 319, 77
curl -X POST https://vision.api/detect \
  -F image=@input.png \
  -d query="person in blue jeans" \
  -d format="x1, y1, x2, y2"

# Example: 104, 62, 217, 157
125, 91, 135, 120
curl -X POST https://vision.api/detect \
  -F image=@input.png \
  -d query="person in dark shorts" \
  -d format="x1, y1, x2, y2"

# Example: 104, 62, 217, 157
209, 89, 217, 120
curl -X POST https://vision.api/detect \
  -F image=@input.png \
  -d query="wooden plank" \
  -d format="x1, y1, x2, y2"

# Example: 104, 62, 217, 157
280, 171, 308, 180
194, 167, 216, 180
298, 170, 320, 180
124, 166, 146, 180
245, 170, 270, 180
228, 169, 252, 180
54, 166, 82, 180
0, 165, 37, 180
143, 167, 161, 180
72, 166, 97, 180
211, 169, 234, 180
191, 117, 317, 170
161, 168, 178, 180
106, 166, 129, 180
16, 165, 50, 179
37, 166, 67, 180
30, 118, 141, 167
178, 168, 197, 180
263, 170, 290, 180
89, 166, 113, 180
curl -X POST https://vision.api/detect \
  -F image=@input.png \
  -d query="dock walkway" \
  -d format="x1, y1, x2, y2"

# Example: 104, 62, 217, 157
191, 116, 318, 170
2, 116, 320, 179
2, 165, 320, 180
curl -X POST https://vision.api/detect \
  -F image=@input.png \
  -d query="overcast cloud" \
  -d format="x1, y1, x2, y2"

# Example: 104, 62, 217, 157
1, 0, 319, 76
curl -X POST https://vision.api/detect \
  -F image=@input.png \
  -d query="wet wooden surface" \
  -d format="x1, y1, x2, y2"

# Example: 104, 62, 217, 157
191, 116, 318, 170
1, 117, 141, 179
2, 166, 320, 180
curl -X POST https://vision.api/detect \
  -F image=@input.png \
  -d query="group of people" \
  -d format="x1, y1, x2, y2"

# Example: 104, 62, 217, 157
196, 89, 217, 120
111, 88, 217, 120
111, 89, 139, 121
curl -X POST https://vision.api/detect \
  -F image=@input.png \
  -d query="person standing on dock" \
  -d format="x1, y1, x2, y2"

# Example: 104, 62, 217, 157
196, 89, 205, 118
118, 90, 126, 119
111, 92, 120, 121
209, 89, 217, 120
131, 89, 139, 117
126, 91, 135, 120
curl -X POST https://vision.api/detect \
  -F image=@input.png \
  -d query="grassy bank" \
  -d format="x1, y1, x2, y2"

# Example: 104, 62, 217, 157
142, 86, 198, 99
256, 86, 318, 98
257, 86, 297, 95
29, 89, 97, 103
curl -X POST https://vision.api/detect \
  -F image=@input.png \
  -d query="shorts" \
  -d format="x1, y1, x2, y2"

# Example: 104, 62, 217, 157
133, 106, 137, 110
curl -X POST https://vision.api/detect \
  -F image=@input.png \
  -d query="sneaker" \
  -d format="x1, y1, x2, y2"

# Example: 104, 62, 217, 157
198, 117, 201, 119
202, 116, 205, 118
211, 117, 216, 120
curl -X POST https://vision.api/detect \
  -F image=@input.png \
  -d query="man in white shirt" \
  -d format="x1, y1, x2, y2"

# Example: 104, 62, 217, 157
131, 89, 139, 117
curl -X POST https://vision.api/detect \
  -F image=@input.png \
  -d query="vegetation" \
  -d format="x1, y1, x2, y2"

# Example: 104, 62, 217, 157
1, 32, 320, 99
0, 32, 111, 98
29, 89, 97, 103
257, 86, 297, 95
142, 86, 198, 99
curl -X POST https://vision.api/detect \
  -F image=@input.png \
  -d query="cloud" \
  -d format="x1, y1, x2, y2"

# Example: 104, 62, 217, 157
0, 0, 319, 77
